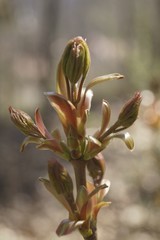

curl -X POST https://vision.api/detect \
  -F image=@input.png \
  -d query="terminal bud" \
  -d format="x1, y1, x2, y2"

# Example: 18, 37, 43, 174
62, 36, 90, 84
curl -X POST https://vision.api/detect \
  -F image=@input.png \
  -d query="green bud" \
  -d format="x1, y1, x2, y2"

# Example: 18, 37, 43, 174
62, 36, 90, 84
117, 92, 142, 128
9, 106, 43, 138
48, 160, 73, 195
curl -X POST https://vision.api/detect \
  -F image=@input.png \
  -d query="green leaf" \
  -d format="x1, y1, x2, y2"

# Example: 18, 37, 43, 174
94, 100, 111, 138
86, 73, 124, 91
88, 183, 108, 200
20, 136, 41, 152
84, 136, 102, 160
37, 139, 63, 153
108, 132, 134, 150
39, 178, 73, 216
97, 179, 111, 201
76, 186, 89, 211
56, 60, 68, 98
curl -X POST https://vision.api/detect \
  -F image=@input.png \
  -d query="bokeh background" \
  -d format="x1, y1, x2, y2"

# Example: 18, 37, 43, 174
0, 0, 160, 239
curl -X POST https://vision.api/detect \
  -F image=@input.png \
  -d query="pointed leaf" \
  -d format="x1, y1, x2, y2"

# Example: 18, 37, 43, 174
51, 128, 62, 141
59, 141, 71, 160
77, 110, 88, 137
87, 181, 95, 194
100, 100, 111, 135
79, 182, 108, 220
94, 100, 111, 138
35, 108, 51, 138
87, 136, 101, 149
84, 136, 102, 160
93, 201, 111, 220
77, 88, 93, 116
88, 183, 108, 201
44, 92, 77, 133
20, 136, 41, 152
48, 159, 73, 195
56, 219, 84, 236
77, 89, 93, 136
86, 73, 124, 91
37, 139, 64, 156
109, 132, 134, 150
80, 198, 93, 221
56, 219, 73, 236
56, 60, 68, 98
39, 178, 73, 216
97, 179, 111, 201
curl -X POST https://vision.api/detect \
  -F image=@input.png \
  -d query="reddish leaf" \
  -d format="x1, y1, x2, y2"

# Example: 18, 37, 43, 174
93, 201, 111, 220
37, 139, 64, 156
51, 128, 62, 141
35, 108, 52, 138
45, 92, 77, 134
80, 199, 93, 221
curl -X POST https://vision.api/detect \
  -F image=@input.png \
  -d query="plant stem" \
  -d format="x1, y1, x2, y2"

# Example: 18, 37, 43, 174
99, 121, 119, 141
83, 232, 97, 240
72, 159, 87, 192
80, 224, 97, 240
72, 159, 98, 239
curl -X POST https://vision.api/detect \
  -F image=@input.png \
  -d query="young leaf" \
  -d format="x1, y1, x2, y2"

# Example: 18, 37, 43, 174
86, 73, 124, 91
56, 60, 68, 98
51, 128, 62, 141
76, 185, 89, 211
56, 219, 84, 236
37, 139, 63, 155
44, 92, 77, 134
93, 201, 111, 220
109, 132, 134, 150
84, 136, 102, 160
20, 136, 41, 152
35, 108, 52, 139
39, 178, 73, 216
94, 100, 111, 138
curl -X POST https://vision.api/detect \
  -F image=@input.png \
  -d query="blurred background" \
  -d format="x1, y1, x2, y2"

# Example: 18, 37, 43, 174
0, 0, 160, 239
